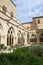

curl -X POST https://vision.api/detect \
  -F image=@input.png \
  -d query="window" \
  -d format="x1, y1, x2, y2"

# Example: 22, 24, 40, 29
7, 27, 14, 46
38, 20, 40, 24
10, 11, 14, 19
18, 32, 25, 45
27, 26, 29, 30
30, 38, 37, 42
2, 5, 7, 14
40, 33, 43, 42
32, 34, 35, 36
30, 34, 37, 42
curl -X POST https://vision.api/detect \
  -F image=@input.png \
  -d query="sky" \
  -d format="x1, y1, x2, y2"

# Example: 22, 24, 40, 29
12, 0, 43, 23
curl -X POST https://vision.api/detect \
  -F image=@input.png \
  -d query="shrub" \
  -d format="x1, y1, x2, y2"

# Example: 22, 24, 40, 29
0, 53, 12, 65
29, 43, 43, 56
8, 47, 43, 65
0, 47, 43, 65
0, 44, 4, 50
39, 42, 43, 46
3, 46, 7, 50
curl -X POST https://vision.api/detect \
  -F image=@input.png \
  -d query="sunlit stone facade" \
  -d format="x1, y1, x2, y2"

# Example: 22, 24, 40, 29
22, 16, 43, 44
0, 0, 28, 46
0, 0, 43, 47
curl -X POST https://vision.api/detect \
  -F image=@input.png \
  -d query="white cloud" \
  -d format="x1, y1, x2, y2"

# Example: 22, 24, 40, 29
13, 0, 43, 22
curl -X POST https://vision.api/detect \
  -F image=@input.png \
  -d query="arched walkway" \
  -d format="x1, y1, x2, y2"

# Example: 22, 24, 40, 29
30, 34, 37, 42
7, 27, 14, 46
39, 33, 43, 42
18, 30, 25, 45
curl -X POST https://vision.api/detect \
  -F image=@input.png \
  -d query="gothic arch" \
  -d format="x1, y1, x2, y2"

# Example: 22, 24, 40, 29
39, 33, 43, 42
18, 30, 25, 45
7, 26, 15, 46
31, 34, 36, 38
8, 26, 15, 33
30, 34, 37, 42
18, 30, 21, 44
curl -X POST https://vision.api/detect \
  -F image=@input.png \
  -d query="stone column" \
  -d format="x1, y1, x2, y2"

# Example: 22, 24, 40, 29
37, 33, 40, 43
24, 33, 28, 46
0, 34, 1, 43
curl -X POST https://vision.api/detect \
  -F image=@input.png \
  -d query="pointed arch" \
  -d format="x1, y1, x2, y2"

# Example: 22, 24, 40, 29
39, 33, 43, 42
18, 30, 25, 45
7, 26, 14, 46
30, 34, 37, 42
18, 30, 21, 44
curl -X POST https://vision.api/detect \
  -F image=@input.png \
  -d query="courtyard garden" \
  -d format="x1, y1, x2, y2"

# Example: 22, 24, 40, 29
0, 43, 43, 65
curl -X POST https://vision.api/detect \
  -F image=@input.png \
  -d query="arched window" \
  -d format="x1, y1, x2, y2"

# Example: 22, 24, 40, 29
18, 30, 21, 44
2, 5, 7, 14
18, 31, 24, 45
38, 20, 40, 24
39, 33, 43, 42
30, 34, 37, 42
10, 11, 14, 19
21, 33, 25, 45
27, 26, 29, 30
7, 27, 14, 46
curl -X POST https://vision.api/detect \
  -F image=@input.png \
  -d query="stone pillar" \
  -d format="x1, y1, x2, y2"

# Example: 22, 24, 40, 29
24, 33, 28, 46
37, 33, 40, 43
29, 37, 30, 44
0, 34, 1, 43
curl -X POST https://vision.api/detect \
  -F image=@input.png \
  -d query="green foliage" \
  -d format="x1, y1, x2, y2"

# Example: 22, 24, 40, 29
29, 43, 43, 56
0, 44, 7, 50
0, 47, 43, 65
32, 42, 43, 46
0, 44, 4, 50
0, 53, 12, 65
13, 47, 43, 65
39, 42, 43, 46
